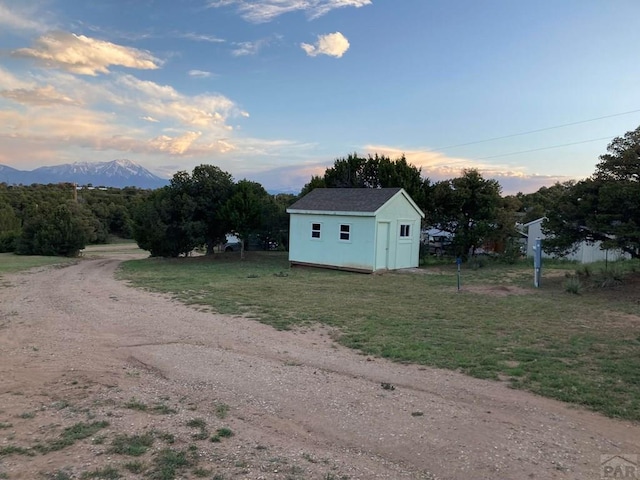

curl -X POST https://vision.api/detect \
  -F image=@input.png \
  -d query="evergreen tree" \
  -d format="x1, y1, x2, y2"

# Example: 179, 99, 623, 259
543, 126, 640, 258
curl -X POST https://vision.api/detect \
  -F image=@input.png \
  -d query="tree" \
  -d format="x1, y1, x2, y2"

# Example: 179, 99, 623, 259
322, 153, 367, 188
221, 180, 269, 258
132, 189, 170, 257
303, 153, 432, 213
257, 193, 295, 250
494, 195, 523, 262
132, 186, 204, 257
16, 201, 95, 256
429, 169, 504, 258
374, 154, 429, 210
0, 195, 21, 252
106, 203, 134, 238
132, 165, 235, 257
168, 165, 234, 254
299, 175, 326, 197
515, 181, 575, 224
188, 165, 234, 254
0, 183, 151, 253
76, 186, 149, 241
543, 126, 640, 258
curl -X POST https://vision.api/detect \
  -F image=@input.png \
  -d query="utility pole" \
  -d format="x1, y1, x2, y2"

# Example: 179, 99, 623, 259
533, 238, 542, 287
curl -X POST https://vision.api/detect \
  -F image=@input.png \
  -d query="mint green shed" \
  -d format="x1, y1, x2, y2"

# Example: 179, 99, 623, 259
286, 188, 425, 273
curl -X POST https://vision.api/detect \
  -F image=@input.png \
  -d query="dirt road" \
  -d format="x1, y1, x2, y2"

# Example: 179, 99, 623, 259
1, 246, 638, 479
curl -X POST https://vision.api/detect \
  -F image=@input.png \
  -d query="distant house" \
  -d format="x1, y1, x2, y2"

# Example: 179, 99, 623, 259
523, 217, 628, 263
286, 188, 425, 272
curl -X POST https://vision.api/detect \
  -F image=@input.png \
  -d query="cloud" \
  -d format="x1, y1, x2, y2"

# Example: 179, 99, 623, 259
183, 138, 237, 155
149, 131, 202, 154
181, 32, 225, 43
90, 133, 238, 156
309, 0, 371, 19
114, 74, 239, 129
231, 38, 272, 56
207, 0, 371, 23
0, 66, 31, 90
364, 144, 505, 179
0, 4, 49, 32
0, 85, 80, 106
0, 107, 119, 140
249, 163, 326, 193
221, 138, 315, 158
0, 64, 251, 162
490, 173, 572, 196
301, 32, 349, 58
188, 69, 213, 78
114, 74, 178, 101
12, 31, 161, 75
363, 144, 575, 194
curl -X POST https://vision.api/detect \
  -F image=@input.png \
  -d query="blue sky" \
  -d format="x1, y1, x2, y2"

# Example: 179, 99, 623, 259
1, 0, 640, 194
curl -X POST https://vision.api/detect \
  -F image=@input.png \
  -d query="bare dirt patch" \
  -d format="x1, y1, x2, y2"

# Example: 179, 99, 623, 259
462, 285, 533, 297
1, 246, 639, 479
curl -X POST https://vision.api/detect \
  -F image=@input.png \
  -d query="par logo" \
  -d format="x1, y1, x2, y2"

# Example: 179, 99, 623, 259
601, 455, 638, 479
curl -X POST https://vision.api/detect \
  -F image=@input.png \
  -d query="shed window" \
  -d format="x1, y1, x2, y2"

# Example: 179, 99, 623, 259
311, 223, 321, 239
400, 224, 411, 238
339, 224, 351, 241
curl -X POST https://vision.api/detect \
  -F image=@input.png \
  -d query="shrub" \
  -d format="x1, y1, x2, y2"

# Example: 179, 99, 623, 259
0, 231, 19, 253
564, 276, 582, 295
500, 239, 524, 264
16, 202, 95, 257
575, 265, 592, 277
110, 433, 154, 456
599, 264, 624, 288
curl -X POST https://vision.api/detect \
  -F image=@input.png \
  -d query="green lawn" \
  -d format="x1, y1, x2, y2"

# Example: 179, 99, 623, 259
119, 252, 640, 421
0, 252, 77, 275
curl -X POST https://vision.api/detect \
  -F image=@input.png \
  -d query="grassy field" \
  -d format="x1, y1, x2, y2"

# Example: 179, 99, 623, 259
0, 240, 142, 276
119, 252, 640, 420
0, 252, 77, 275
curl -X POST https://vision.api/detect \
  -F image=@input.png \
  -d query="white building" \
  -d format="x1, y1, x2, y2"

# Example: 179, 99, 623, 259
524, 217, 628, 263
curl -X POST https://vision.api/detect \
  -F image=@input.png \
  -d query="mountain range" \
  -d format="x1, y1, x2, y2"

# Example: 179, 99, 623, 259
0, 160, 169, 189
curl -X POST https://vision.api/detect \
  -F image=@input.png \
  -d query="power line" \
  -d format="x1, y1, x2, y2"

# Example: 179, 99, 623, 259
476, 136, 613, 160
435, 109, 640, 151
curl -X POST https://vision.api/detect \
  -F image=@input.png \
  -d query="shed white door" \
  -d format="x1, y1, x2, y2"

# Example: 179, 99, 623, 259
376, 222, 390, 270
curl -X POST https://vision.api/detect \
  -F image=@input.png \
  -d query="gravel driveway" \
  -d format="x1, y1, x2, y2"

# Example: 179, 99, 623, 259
1, 245, 638, 479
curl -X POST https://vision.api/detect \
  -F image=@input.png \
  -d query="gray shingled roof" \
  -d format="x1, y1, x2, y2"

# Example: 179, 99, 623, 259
287, 187, 403, 213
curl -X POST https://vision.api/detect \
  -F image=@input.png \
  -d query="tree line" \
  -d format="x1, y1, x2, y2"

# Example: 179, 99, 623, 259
0, 167, 294, 258
536, 126, 640, 259
1, 126, 638, 260
301, 153, 515, 259
132, 165, 294, 257
0, 184, 149, 256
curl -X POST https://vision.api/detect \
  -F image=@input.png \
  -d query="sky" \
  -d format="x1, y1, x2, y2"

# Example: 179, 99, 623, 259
1, 0, 640, 195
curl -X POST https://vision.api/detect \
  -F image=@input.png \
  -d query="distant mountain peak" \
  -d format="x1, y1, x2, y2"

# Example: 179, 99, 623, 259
0, 159, 168, 189
113, 159, 136, 166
